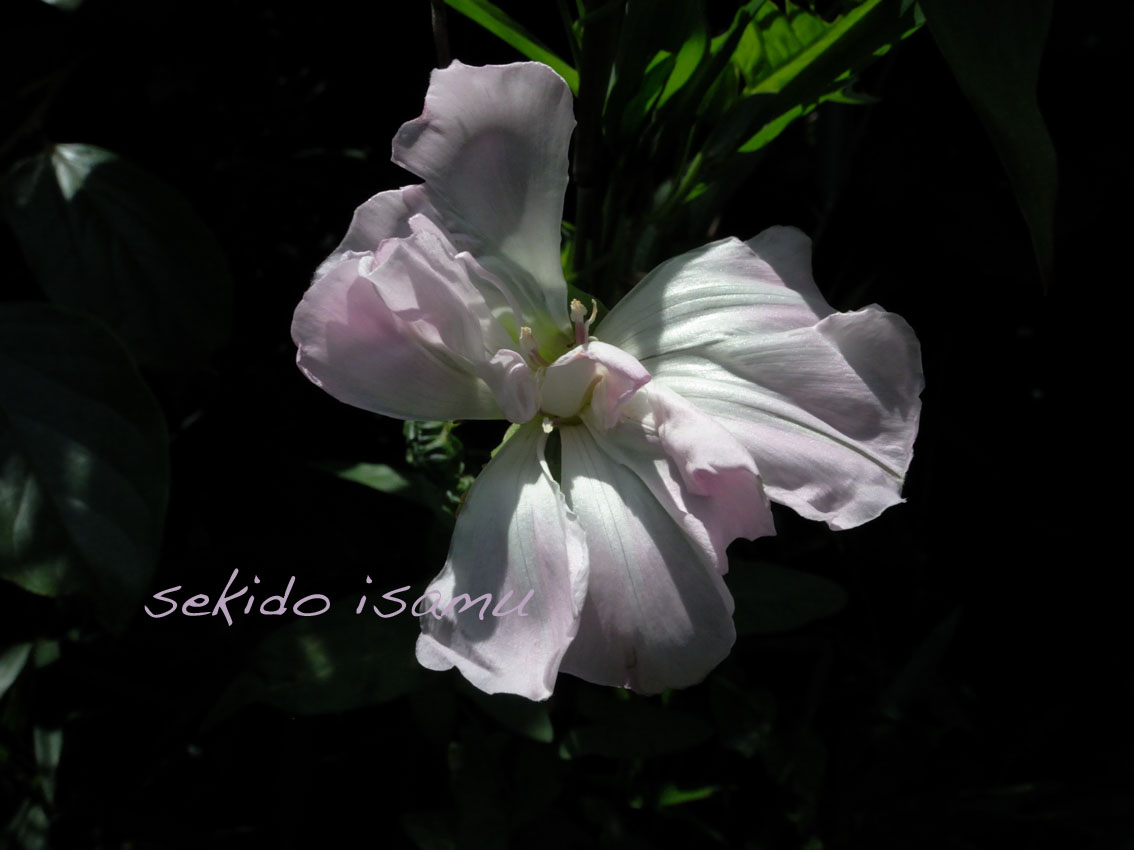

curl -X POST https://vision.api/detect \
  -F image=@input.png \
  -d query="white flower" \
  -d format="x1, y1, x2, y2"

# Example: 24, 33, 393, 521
291, 61, 923, 700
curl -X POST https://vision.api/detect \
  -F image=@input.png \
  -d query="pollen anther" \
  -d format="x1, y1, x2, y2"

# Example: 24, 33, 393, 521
518, 326, 548, 367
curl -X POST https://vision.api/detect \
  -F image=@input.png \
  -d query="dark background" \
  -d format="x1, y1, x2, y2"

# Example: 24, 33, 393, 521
1, 1, 1127, 848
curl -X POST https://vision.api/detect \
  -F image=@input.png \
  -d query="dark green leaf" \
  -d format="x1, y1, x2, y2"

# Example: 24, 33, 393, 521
560, 700, 712, 758
654, 784, 720, 807
459, 682, 554, 743
729, 561, 847, 636
0, 304, 169, 630
920, 0, 1056, 286
209, 602, 423, 720
879, 607, 962, 722
2, 144, 233, 370
443, 0, 578, 92
0, 643, 32, 702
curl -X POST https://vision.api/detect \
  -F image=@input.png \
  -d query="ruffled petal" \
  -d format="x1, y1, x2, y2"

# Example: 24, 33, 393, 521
558, 425, 736, 694
392, 61, 574, 332
313, 185, 432, 279
600, 228, 923, 529
581, 383, 775, 574
292, 226, 528, 421
416, 422, 588, 701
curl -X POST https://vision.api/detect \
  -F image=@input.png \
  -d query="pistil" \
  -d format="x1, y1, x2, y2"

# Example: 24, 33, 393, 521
570, 298, 598, 346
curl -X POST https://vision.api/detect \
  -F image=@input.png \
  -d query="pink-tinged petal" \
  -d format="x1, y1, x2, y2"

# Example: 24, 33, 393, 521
313, 187, 540, 344
314, 185, 431, 279
596, 229, 833, 357
292, 232, 515, 420
392, 61, 574, 328
647, 307, 923, 529
475, 349, 539, 424
558, 425, 736, 694
365, 222, 514, 359
600, 227, 923, 530
582, 383, 775, 574
541, 340, 651, 428
416, 422, 588, 701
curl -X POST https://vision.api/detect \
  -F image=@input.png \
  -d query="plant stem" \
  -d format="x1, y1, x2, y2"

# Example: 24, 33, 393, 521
571, 0, 621, 295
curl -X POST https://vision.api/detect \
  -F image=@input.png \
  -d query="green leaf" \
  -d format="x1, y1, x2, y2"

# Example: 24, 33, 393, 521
320, 462, 444, 511
0, 304, 169, 630
879, 607, 962, 722
656, 9, 709, 109
459, 682, 555, 743
0, 643, 32, 702
489, 423, 522, 459
737, 0, 884, 95
655, 784, 721, 807
714, 0, 919, 159
208, 603, 422, 722
920, 0, 1056, 286
728, 561, 847, 636
443, 0, 579, 93
560, 700, 712, 758
2, 144, 234, 370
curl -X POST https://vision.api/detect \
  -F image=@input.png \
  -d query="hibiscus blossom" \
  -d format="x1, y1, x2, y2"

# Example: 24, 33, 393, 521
291, 61, 923, 700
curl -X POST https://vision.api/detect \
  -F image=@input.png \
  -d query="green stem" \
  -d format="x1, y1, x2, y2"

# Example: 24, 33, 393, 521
571, 0, 622, 295
556, 0, 582, 68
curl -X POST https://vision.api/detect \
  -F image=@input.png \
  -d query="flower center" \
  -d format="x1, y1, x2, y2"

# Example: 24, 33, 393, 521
523, 298, 599, 423
540, 353, 601, 422
509, 298, 646, 429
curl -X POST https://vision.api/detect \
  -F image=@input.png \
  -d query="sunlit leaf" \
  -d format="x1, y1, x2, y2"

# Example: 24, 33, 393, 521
656, 9, 709, 108
710, 0, 919, 159
2, 144, 233, 370
920, 0, 1056, 286
0, 304, 169, 631
320, 462, 443, 511
443, 0, 578, 93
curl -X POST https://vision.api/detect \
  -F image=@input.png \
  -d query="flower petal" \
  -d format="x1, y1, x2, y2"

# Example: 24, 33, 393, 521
558, 425, 736, 694
541, 340, 651, 428
581, 383, 775, 574
292, 228, 527, 420
416, 422, 588, 701
475, 348, 539, 424
313, 185, 431, 279
600, 228, 923, 529
392, 61, 574, 331
596, 229, 832, 355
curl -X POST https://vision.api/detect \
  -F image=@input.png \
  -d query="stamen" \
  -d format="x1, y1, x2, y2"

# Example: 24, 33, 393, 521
542, 417, 554, 434
518, 326, 548, 367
